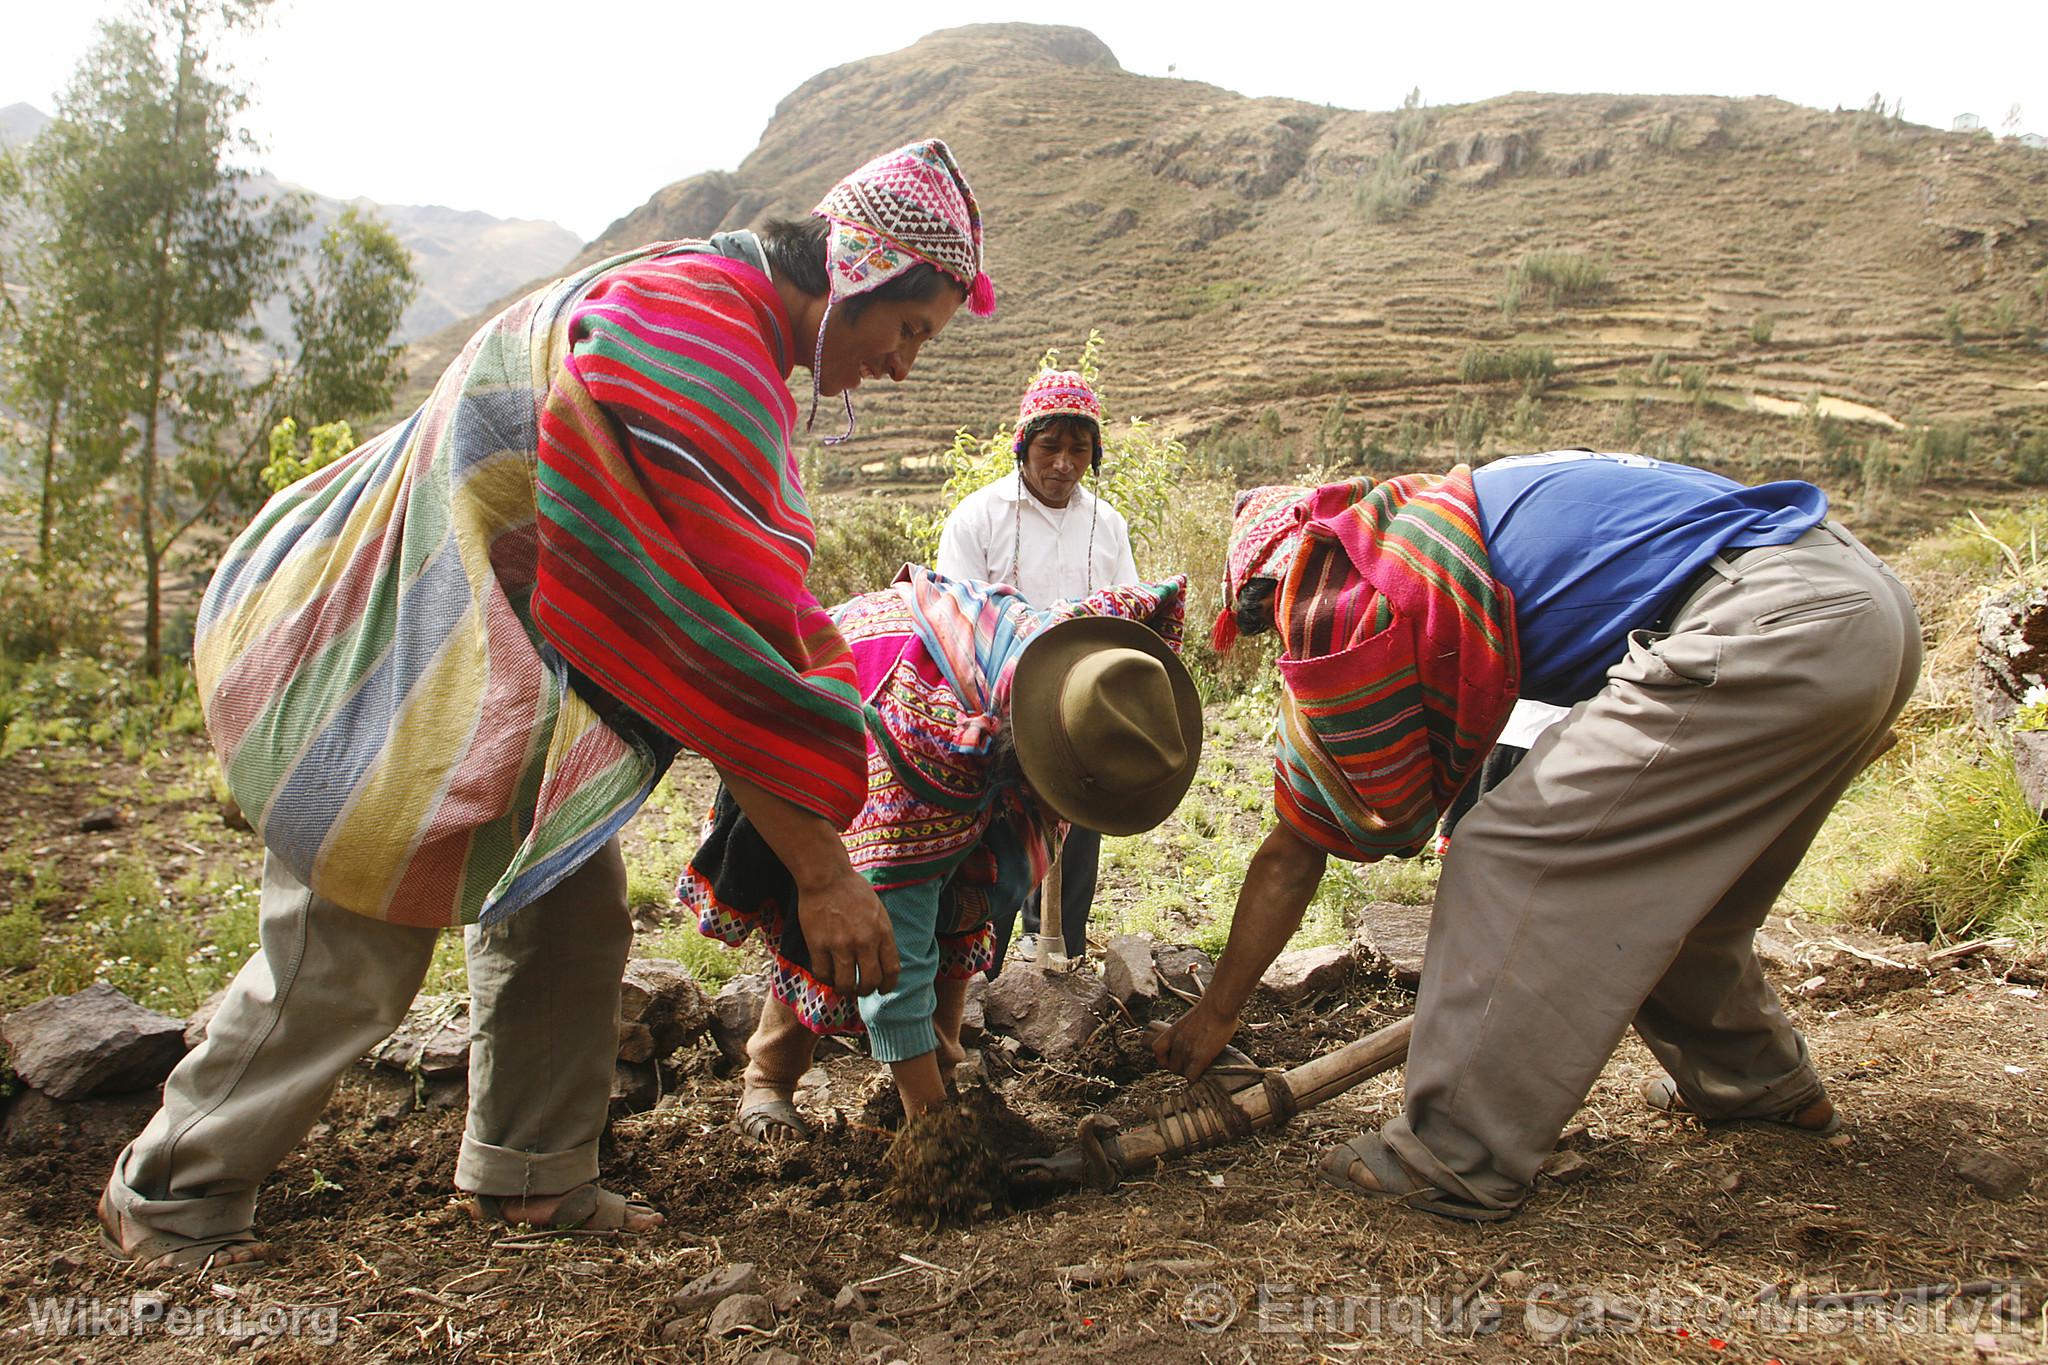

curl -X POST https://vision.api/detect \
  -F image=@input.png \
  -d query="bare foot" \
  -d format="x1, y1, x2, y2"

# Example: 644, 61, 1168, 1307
484, 1186, 662, 1233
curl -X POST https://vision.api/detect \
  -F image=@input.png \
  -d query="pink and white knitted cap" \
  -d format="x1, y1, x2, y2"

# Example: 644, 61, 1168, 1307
1011, 370, 1102, 454
813, 138, 995, 317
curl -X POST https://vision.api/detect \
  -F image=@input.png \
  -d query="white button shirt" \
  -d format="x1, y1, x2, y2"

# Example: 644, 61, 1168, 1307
935, 471, 1141, 606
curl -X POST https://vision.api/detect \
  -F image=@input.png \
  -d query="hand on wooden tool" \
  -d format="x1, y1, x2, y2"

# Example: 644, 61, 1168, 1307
1151, 1001, 1242, 1081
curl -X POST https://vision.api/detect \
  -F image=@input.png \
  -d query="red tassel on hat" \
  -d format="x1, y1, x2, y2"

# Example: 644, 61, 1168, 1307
1211, 606, 1239, 654
968, 272, 996, 317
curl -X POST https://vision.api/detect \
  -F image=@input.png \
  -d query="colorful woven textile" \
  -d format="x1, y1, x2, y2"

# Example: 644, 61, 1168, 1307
1010, 370, 1101, 454
1265, 471, 1520, 862
195, 238, 863, 928
531, 248, 865, 829
684, 567, 1188, 1034
1211, 482, 1322, 651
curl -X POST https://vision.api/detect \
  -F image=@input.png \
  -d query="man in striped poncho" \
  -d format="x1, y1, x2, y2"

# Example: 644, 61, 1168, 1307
100, 140, 998, 1272
1155, 452, 1920, 1223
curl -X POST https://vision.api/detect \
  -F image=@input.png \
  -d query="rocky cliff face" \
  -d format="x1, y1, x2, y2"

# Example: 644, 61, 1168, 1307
402, 25, 2048, 472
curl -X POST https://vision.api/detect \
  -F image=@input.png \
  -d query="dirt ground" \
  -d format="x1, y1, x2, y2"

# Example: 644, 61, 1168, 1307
2, 730, 2046, 1364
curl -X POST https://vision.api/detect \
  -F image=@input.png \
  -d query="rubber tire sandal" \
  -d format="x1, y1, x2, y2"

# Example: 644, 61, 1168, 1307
1316, 1131, 1517, 1224
1640, 1078, 1842, 1137
737, 1098, 814, 1148
467, 1183, 658, 1236
97, 1192, 270, 1279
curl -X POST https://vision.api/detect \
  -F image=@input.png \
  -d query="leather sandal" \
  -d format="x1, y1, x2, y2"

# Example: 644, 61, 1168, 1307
1641, 1077, 1842, 1137
466, 1183, 660, 1236
736, 1097, 814, 1147
97, 1191, 270, 1279
1315, 1131, 1519, 1223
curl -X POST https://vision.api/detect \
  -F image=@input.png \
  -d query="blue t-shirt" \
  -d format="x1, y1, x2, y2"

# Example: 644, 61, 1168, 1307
1474, 452, 1828, 704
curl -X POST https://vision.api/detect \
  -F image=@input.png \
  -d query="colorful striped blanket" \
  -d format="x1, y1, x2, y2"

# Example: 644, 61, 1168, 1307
1267, 470, 1520, 861
194, 236, 864, 927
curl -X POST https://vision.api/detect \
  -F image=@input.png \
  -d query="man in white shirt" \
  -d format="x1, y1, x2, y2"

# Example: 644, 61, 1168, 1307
936, 370, 1140, 959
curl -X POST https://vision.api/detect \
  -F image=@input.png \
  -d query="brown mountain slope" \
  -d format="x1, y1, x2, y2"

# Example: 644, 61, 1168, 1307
404, 23, 2048, 474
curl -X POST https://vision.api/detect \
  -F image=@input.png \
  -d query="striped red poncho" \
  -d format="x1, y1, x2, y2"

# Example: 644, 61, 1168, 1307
1230, 472, 1520, 861
533, 248, 865, 828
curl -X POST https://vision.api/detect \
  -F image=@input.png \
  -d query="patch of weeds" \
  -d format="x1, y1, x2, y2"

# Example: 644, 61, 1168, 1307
637, 921, 741, 990
1872, 740, 2048, 942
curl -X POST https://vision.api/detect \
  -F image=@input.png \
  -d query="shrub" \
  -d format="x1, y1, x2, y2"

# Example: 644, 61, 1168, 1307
1355, 88, 1438, 225
1750, 314, 1776, 345
2012, 430, 2048, 486
1457, 345, 1556, 390
1514, 251, 1608, 305
808, 495, 923, 608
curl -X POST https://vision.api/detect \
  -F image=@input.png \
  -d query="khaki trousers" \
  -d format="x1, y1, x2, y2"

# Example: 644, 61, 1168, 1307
1382, 523, 1920, 1210
104, 840, 631, 1245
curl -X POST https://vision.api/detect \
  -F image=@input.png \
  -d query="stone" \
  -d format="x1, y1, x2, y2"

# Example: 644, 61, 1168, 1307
364, 996, 470, 1076
983, 963, 1115, 1058
610, 1061, 658, 1115
847, 1321, 907, 1359
618, 958, 711, 1064
2, 1088, 158, 1154
831, 1284, 867, 1315
1953, 1147, 2030, 1202
1351, 901, 1430, 988
77, 807, 122, 833
672, 1261, 759, 1312
2, 983, 187, 1101
615, 1021, 659, 1065
748, 1351, 802, 1365
709, 971, 771, 1065
183, 987, 230, 1050
1103, 933, 1160, 1007
1153, 944, 1214, 996
958, 976, 987, 1045
657, 1318, 690, 1345
1258, 944, 1353, 1004
1976, 585, 2048, 813
1540, 1150, 1594, 1184
953, 1049, 987, 1088
767, 1279, 805, 1314
706, 1292, 773, 1338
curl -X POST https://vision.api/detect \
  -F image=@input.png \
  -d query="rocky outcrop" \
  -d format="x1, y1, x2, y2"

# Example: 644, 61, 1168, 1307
1975, 585, 2048, 813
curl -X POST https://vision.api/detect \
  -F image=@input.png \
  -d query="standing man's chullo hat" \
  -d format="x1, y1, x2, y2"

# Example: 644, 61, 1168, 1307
1011, 369, 1102, 456
809, 138, 995, 444
1010, 616, 1202, 836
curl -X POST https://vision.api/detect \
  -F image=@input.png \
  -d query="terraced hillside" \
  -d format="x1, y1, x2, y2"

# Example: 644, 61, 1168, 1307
405, 23, 2048, 479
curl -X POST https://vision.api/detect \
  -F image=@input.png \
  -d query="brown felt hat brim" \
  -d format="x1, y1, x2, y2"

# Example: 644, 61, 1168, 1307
1010, 616, 1203, 836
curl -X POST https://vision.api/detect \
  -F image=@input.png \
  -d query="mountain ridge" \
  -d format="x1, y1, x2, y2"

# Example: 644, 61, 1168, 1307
401, 23, 2048, 483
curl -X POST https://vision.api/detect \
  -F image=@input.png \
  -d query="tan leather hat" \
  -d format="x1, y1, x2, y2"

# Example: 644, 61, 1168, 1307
1010, 617, 1202, 835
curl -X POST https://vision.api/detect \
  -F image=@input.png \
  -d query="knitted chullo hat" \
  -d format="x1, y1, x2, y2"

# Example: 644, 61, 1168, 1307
808, 138, 995, 445
1211, 483, 1318, 653
1010, 370, 1102, 456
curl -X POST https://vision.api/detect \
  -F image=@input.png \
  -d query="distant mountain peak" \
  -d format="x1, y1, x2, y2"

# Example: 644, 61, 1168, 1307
0, 102, 52, 147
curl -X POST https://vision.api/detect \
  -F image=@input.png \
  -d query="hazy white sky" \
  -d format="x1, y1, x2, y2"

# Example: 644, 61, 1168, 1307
5, 0, 2044, 241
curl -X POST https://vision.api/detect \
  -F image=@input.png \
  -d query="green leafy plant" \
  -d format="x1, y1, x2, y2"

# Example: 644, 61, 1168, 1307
262, 417, 357, 493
